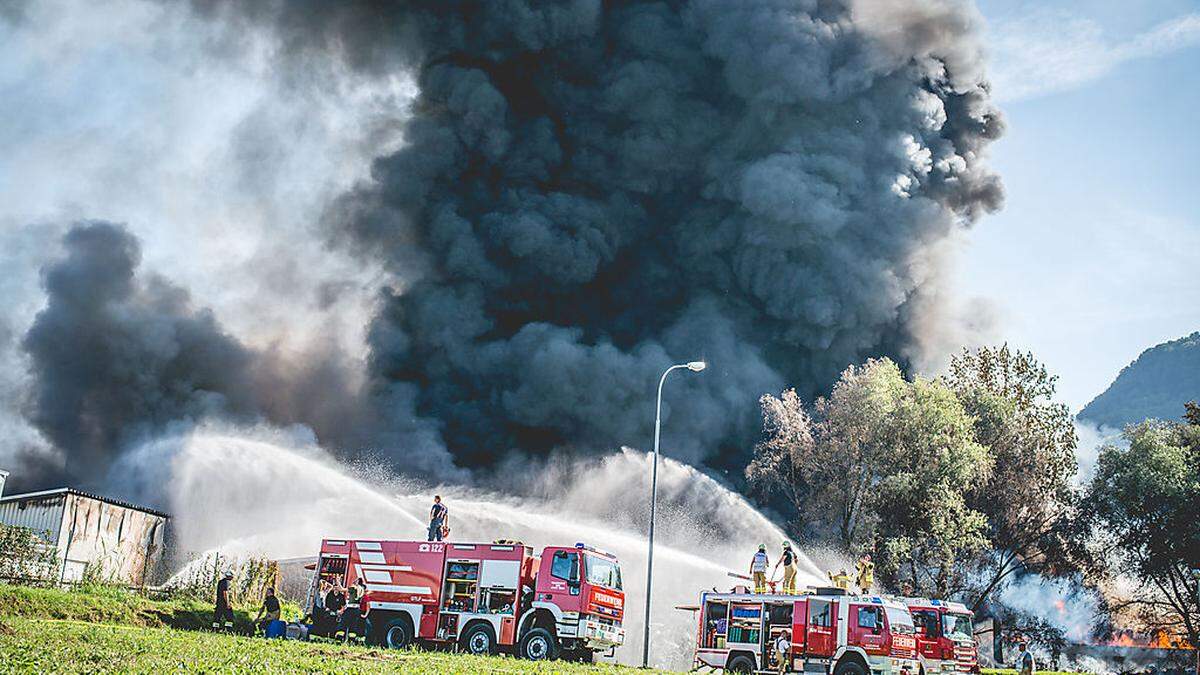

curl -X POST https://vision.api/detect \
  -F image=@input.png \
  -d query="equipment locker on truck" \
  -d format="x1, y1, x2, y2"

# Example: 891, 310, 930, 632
307, 538, 624, 662
690, 587, 918, 674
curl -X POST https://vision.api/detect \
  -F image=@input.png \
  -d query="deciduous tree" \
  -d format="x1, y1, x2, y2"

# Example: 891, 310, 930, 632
943, 345, 1086, 609
1085, 413, 1200, 646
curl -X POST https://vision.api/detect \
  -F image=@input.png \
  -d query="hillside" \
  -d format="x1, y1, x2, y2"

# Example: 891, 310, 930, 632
1078, 331, 1200, 429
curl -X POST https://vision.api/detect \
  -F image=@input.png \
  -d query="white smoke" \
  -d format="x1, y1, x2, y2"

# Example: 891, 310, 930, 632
998, 574, 1099, 644
131, 424, 824, 669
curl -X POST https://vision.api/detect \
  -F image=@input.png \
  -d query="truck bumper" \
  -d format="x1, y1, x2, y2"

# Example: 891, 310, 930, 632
579, 619, 624, 649
869, 656, 919, 675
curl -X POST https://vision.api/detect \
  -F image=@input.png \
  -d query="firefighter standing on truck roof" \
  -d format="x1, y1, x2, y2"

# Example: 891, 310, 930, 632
774, 541, 798, 595
428, 495, 449, 542
855, 553, 875, 593
828, 569, 851, 590
750, 544, 769, 593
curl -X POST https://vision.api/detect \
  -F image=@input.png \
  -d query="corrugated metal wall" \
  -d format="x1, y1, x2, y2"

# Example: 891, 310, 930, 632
58, 494, 168, 585
0, 493, 66, 543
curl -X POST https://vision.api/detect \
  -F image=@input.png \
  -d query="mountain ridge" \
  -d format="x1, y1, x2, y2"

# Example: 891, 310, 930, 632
1078, 331, 1200, 429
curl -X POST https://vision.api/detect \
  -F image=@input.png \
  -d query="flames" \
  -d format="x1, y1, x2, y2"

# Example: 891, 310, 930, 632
1103, 629, 1195, 650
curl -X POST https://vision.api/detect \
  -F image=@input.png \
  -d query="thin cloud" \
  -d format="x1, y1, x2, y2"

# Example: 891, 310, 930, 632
988, 11, 1200, 102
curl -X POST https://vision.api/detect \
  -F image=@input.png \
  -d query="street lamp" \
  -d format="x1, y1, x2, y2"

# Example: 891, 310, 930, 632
642, 360, 706, 668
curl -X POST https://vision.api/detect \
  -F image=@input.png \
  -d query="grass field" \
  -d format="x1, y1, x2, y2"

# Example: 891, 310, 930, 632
0, 583, 644, 673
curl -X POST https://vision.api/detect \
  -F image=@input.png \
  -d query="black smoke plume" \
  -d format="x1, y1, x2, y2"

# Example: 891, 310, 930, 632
187, 0, 1004, 473
15, 1, 1004, 488
20, 221, 462, 489
21, 222, 260, 485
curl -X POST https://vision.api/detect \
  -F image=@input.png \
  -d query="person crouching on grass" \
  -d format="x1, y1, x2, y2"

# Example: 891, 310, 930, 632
254, 587, 281, 634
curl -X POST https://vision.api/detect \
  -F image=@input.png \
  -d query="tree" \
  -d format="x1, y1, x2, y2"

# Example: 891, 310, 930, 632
943, 345, 1088, 609
1085, 413, 1200, 647
747, 358, 991, 597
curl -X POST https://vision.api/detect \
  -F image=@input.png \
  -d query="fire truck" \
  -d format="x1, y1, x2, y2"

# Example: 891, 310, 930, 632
901, 598, 979, 674
690, 587, 918, 674
308, 538, 625, 661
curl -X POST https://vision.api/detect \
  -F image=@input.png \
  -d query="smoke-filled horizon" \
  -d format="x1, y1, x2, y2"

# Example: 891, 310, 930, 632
1, 0, 1003, 497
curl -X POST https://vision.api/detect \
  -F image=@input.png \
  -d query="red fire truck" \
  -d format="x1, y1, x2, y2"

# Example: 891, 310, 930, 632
901, 598, 979, 674
308, 538, 625, 661
690, 588, 918, 674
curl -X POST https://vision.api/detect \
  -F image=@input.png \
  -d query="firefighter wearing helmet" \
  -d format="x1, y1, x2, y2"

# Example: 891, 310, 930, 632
749, 544, 769, 593
774, 541, 798, 594
856, 553, 875, 593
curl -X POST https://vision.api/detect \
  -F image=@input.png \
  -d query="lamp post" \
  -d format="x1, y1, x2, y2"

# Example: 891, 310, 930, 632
642, 360, 706, 668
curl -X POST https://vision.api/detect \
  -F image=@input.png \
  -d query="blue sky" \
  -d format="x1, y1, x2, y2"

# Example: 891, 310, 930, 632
960, 0, 1200, 409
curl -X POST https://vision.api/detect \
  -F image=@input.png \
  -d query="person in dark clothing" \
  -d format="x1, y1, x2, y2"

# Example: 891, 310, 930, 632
213, 571, 234, 630
428, 495, 449, 542
254, 587, 282, 634
774, 541, 798, 594
323, 582, 347, 638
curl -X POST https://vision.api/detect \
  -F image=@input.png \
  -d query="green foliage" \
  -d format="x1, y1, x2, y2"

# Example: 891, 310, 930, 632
0, 524, 60, 583
748, 358, 991, 597
1078, 331, 1200, 429
164, 553, 278, 606
1084, 413, 1200, 644
944, 345, 1088, 608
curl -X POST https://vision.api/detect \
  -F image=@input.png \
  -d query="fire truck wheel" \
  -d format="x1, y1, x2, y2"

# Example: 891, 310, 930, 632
460, 623, 498, 656
518, 627, 560, 661
382, 618, 413, 649
726, 654, 755, 672
833, 660, 867, 675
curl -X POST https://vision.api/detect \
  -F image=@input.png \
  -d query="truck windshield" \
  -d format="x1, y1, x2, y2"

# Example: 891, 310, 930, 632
585, 555, 622, 590
942, 613, 973, 639
884, 606, 915, 634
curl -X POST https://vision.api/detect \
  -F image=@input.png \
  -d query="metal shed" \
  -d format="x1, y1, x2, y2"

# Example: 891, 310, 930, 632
0, 487, 169, 586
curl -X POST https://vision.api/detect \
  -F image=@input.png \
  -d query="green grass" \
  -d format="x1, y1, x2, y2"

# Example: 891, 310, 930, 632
0, 619, 634, 674
0, 584, 648, 673
0, 583, 253, 632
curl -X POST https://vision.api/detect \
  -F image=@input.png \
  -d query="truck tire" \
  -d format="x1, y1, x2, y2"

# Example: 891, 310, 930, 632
382, 617, 413, 649
460, 622, 498, 656
833, 660, 867, 675
518, 627, 560, 661
726, 653, 755, 672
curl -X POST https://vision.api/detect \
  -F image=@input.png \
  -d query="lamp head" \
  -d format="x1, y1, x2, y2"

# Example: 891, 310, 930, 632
686, 361, 707, 372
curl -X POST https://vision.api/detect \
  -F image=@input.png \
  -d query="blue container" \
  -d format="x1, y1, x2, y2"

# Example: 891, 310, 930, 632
265, 620, 287, 638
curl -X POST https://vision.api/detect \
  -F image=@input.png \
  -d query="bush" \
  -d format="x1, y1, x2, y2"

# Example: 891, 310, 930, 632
0, 524, 60, 584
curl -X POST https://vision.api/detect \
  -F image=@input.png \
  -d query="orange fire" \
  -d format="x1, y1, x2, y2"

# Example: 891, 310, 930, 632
1149, 630, 1195, 650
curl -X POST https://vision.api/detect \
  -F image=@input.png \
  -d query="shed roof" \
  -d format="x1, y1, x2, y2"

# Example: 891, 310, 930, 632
0, 487, 170, 520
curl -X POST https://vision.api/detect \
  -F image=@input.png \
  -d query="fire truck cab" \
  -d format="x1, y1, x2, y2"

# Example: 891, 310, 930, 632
692, 588, 918, 674
309, 538, 624, 661
902, 599, 979, 674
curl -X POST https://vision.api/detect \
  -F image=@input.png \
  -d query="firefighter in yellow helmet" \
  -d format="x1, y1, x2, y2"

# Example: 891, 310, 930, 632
750, 544, 769, 593
855, 553, 875, 593
774, 541, 798, 595
827, 569, 851, 590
